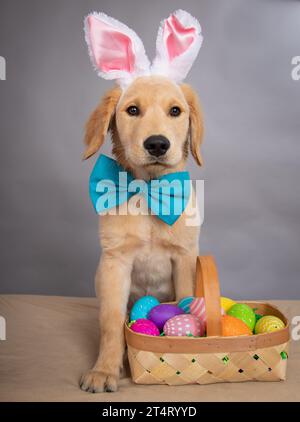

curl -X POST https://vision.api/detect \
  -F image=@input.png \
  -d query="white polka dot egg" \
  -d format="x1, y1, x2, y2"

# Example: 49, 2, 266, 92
163, 314, 205, 337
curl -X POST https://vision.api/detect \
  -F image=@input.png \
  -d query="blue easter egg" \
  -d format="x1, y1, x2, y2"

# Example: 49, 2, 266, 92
178, 296, 194, 313
130, 295, 160, 321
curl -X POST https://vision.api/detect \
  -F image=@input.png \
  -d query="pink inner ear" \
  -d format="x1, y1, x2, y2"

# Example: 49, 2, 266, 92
163, 14, 196, 61
87, 15, 135, 73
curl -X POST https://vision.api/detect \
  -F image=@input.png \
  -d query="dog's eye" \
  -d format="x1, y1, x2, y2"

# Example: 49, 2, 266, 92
169, 106, 181, 117
126, 106, 140, 116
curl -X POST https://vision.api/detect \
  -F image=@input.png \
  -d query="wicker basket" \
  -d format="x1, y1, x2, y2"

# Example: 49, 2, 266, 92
125, 256, 290, 385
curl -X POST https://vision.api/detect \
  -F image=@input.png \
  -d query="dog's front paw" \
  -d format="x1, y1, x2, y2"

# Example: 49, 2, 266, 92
80, 370, 118, 393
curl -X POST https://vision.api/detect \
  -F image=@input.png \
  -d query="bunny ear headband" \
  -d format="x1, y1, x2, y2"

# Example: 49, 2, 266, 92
84, 9, 203, 89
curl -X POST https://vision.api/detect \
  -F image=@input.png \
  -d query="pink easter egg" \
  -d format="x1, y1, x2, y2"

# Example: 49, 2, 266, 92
130, 319, 160, 336
163, 314, 205, 337
190, 297, 225, 326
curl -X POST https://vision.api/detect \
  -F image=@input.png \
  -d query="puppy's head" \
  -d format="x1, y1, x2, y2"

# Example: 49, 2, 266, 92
84, 76, 203, 177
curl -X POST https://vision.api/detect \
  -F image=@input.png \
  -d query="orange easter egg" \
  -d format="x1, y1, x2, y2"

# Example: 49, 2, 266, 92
222, 315, 252, 337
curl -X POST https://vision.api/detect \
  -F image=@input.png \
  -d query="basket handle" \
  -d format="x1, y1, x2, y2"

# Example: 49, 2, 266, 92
195, 256, 222, 337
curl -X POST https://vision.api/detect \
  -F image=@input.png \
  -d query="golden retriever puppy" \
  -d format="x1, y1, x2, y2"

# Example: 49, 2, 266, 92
80, 76, 203, 392
80, 10, 204, 392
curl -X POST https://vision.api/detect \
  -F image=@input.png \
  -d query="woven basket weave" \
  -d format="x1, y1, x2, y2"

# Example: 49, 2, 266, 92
125, 256, 290, 385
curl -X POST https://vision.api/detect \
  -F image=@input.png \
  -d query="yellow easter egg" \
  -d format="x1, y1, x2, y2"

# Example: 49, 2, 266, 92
221, 297, 236, 312
254, 315, 285, 334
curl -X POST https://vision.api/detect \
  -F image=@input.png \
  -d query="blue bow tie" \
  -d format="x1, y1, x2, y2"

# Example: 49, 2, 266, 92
89, 154, 191, 225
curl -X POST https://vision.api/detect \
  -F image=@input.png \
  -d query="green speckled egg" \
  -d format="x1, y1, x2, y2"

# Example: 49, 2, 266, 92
227, 304, 256, 331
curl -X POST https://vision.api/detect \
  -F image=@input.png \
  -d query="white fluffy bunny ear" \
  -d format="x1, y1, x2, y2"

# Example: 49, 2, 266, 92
84, 12, 151, 88
151, 10, 203, 83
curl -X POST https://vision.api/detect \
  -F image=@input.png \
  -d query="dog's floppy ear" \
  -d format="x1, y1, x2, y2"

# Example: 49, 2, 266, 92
180, 83, 204, 166
83, 86, 121, 160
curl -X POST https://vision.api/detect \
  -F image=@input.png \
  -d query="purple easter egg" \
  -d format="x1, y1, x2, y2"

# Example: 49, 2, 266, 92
148, 304, 184, 331
130, 319, 160, 336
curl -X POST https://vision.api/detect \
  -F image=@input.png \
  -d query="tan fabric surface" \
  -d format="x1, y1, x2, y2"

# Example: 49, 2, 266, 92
0, 295, 299, 402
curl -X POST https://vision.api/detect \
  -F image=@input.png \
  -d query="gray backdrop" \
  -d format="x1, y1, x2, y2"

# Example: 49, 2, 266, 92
0, 0, 299, 299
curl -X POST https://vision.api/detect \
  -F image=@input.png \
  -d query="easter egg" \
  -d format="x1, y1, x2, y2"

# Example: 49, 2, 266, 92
148, 304, 184, 331
190, 297, 225, 326
130, 295, 160, 322
178, 296, 194, 313
130, 319, 160, 336
254, 316, 285, 334
221, 297, 236, 312
163, 314, 205, 337
221, 315, 252, 337
227, 303, 256, 331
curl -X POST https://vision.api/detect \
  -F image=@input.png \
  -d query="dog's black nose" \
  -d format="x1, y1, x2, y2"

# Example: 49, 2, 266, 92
143, 135, 170, 157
